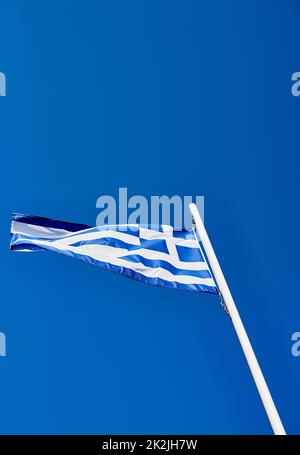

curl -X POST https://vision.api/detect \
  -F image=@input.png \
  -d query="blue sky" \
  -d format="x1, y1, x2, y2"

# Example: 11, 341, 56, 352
0, 0, 299, 434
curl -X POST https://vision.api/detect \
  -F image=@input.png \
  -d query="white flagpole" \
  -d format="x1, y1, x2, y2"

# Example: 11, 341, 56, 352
188, 203, 286, 435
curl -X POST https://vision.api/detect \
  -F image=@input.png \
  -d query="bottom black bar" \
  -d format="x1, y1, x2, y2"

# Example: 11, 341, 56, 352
0, 435, 299, 453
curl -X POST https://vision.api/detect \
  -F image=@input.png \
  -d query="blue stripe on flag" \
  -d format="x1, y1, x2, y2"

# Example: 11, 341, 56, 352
172, 230, 195, 239
176, 244, 205, 262
12, 213, 90, 232
120, 254, 212, 279
70, 237, 169, 254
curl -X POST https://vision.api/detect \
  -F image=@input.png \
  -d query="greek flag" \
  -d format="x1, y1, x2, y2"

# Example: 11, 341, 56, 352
10, 214, 217, 294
